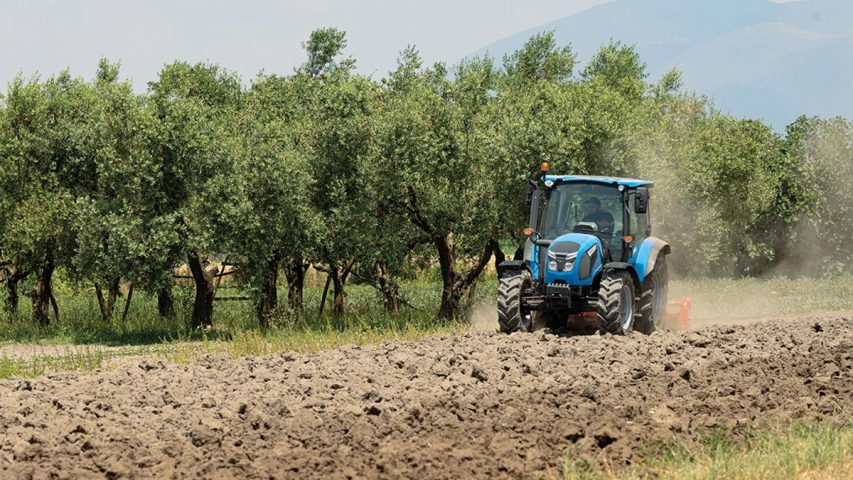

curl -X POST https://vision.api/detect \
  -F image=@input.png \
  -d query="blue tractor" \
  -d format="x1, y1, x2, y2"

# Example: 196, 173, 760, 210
497, 163, 671, 335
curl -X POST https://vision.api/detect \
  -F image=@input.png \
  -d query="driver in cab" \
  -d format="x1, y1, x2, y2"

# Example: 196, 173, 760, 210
582, 197, 613, 234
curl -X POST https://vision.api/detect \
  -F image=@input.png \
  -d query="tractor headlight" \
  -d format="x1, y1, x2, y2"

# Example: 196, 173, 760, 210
548, 260, 558, 271
563, 262, 573, 272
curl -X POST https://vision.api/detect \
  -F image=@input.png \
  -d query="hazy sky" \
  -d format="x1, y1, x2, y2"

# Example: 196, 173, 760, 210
0, 0, 799, 90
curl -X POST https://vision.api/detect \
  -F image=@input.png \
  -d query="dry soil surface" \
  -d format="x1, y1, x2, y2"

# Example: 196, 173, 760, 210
0, 314, 850, 479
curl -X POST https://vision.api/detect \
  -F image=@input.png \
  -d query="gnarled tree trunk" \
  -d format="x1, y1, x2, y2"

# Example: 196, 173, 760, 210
5, 279, 18, 320
188, 254, 217, 328
331, 266, 345, 317
31, 256, 56, 326
436, 233, 493, 323
402, 186, 494, 323
157, 285, 175, 320
317, 261, 354, 317
375, 262, 401, 314
332, 260, 355, 317
121, 284, 134, 323
3, 267, 26, 320
257, 258, 279, 327
284, 258, 308, 310
491, 239, 506, 270
94, 278, 121, 322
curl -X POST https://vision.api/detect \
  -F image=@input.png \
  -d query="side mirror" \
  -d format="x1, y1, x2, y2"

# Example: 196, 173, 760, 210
635, 187, 649, 214
524, 180, 538, 206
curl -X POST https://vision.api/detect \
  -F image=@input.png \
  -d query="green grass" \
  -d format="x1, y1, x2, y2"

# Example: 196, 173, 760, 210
0, 275, 463, 345
559, 423, 853, 480
0, 346, 114, 379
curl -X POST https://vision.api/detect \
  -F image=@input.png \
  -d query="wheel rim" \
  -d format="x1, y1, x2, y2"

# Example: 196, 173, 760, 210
619, 286, 634, 331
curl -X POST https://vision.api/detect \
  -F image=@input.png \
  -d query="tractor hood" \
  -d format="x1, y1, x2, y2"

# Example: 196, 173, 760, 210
543, 233, 602, 285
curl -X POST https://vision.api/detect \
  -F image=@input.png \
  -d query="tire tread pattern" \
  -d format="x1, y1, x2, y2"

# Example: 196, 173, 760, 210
596, 271, 632, 335
636, 255, 668, 334
497, 273, 526, 333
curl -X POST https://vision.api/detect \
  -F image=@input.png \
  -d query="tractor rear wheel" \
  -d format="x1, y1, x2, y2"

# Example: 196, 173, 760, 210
636, 255, 669, 334
497, 271, 531, 333
596, 271, 636, 335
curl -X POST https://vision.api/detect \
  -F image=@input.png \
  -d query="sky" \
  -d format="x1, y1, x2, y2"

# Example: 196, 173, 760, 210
0, 0, 800, 91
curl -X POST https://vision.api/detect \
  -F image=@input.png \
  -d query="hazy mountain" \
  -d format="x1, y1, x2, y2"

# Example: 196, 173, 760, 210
472, 0, 853, 130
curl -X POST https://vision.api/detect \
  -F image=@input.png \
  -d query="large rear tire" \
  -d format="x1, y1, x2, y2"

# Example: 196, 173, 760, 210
636, 255, 669, 334
596, 271, 636, 335
497, 272, 531, 333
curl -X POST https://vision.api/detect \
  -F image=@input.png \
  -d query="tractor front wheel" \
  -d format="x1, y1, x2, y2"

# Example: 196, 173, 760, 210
497, 272, 532, 333
596, 271, 636, 335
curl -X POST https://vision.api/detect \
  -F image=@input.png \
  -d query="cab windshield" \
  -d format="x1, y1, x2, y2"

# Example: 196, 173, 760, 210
540, 182, 624, 240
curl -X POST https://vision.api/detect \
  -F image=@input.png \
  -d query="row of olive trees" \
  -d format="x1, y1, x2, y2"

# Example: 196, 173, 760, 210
1, 29, 850, 327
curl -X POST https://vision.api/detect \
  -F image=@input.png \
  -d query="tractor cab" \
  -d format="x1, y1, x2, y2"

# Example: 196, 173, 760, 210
498, 163, 670, 335
536, 176, 653, 263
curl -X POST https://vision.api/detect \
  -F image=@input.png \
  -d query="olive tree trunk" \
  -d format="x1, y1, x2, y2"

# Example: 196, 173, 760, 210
3, 268, 26, 320
31, 257, 56, 326
188, 255, 217, 328
5, 279, 18, 319
436, 233, 493, 323
284, 258, 308, 310
257, 258, 279, 327
375, 263, 401, 314
94, 278, 121, 322
157, 285, 175, 320
491, 239, 506, 270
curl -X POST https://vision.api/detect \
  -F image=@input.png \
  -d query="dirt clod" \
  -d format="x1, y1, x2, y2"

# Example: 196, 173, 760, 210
0, 314, 850, 479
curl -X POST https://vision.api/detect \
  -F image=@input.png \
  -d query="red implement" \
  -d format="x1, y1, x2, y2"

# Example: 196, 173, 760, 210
665, 297, 692, 330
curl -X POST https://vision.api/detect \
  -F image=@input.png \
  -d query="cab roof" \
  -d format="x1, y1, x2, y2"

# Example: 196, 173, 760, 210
544, 175, 653, 188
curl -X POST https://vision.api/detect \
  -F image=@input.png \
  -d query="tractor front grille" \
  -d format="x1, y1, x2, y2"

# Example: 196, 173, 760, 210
545, 283, 572, 297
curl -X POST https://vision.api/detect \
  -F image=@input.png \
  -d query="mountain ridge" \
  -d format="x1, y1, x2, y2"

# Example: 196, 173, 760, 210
471, 0, 853, 129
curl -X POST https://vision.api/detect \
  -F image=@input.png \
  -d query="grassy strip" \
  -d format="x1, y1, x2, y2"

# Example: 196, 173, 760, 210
0, 318, 467, 379
0, 346, 114, 379
0, 277, 458, 345
560, 423, 853, 480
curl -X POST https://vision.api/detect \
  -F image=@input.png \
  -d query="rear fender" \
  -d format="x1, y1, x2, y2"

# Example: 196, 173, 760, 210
630, 237, 671, 283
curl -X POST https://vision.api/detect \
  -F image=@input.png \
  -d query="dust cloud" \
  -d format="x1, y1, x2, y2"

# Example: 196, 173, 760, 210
467, 300, 499, 331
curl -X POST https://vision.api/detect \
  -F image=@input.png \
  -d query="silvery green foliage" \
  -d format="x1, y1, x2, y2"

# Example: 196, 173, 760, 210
0, 71, 95, 275
71, 59, 179, 296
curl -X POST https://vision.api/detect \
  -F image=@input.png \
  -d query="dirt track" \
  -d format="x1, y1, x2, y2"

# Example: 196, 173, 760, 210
1, 314, 850, 479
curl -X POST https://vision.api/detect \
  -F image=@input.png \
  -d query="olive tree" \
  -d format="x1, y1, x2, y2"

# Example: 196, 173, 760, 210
371, 49, 503, 322
780, 116, 853, 274
0, 72, 97, 324
148, 61, 242, 328
296, 29, 377, 317
215, 73, 316, 325
69, 60, 180, 322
